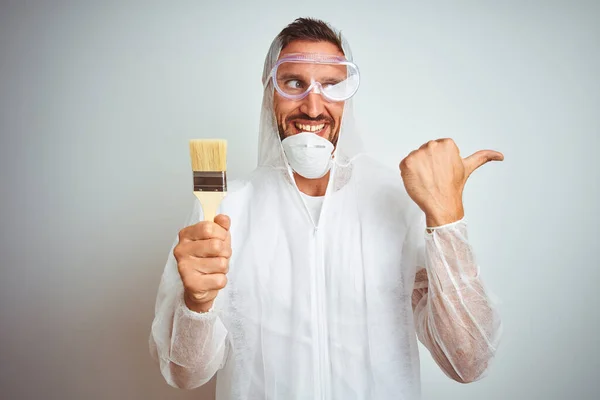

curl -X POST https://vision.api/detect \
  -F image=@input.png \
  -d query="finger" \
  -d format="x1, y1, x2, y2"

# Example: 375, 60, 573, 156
179, 221, 228, 242
185, 289, 219, 305
179, 257, 229, 275
214, 214, 231, 231
418, 140, 433, 150
194, 273, 228, 292
463, 150, 504, 177
399, 150, 418, 172
181, 238, 232, 258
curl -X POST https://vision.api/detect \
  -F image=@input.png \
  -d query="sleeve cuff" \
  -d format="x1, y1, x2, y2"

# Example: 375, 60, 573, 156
177, 292, 217, 321
426, 217, 466, 234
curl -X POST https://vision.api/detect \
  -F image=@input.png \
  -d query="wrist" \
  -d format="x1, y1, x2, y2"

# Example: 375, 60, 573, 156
425, 204, 464, 227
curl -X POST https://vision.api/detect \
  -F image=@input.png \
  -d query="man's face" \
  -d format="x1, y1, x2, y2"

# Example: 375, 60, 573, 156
274, 40, 346, 147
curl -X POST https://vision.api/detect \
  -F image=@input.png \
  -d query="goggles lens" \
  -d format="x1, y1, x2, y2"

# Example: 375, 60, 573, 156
271, 54, 360, 102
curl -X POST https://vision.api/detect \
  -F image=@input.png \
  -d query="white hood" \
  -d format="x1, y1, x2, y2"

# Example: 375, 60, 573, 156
256, 33, 365, 192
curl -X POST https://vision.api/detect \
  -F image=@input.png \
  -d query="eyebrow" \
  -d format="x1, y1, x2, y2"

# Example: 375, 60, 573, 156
277, 72, 346, 83
277, 73, 307, 81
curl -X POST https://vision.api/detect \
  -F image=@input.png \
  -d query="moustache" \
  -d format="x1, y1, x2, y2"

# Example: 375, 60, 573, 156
285, 113, 334, 126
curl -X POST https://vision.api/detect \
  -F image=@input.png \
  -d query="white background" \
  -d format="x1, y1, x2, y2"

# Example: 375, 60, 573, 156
1, 1, 598, 399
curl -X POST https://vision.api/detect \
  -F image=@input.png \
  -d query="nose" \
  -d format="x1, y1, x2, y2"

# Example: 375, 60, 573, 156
299, 90, 325, 118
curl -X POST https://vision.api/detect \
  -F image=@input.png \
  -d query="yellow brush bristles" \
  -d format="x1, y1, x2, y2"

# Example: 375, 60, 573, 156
189, 139, 227, 172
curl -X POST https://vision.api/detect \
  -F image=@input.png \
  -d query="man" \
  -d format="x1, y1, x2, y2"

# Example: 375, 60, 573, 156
150, 17, 503, 400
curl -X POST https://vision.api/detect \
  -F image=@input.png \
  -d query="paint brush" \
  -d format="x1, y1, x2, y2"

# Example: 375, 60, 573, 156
189, 139, 227, 221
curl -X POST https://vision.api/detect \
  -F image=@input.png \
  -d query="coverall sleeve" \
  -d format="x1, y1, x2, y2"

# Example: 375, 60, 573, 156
411, 218, 502, 383
149, 201, 229, 389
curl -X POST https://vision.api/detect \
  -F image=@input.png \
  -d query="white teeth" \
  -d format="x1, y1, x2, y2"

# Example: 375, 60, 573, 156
295, 123, 325, 132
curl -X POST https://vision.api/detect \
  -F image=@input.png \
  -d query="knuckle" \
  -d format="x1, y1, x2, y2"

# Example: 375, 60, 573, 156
176, 258, 186, 273
403, 155, 415, 167
202, 222, 214, 237
179, 258, 195, 273
224, 244, 233, 258
219, 257, 230, 273
210, 239, 223, 253
441, 138, 456, 148
173, 244, 184, 261
180, 273, 194, 290
215, 274, 228, 290
399, 157, 408, 169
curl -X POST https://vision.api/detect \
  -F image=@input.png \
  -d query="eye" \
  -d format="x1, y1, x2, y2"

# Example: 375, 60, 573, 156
284, 79, 305, 90
322, 79, 342, 88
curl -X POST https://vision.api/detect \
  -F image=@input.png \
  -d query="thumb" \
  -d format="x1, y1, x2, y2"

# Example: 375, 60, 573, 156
214, 214, 231, 231
463, 150, 504, 177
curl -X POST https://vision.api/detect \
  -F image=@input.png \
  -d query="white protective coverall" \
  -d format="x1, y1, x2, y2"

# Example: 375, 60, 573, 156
149, 32, 502, 400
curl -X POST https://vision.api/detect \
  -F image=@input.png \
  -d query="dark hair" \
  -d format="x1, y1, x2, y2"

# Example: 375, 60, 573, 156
277, 17, 344, 54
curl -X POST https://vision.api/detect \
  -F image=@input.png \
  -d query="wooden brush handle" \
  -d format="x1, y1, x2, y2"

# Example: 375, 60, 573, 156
194, 191, 226, 221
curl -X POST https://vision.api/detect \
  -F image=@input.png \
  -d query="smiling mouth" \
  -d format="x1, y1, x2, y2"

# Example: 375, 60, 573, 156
294, 122, 327, 135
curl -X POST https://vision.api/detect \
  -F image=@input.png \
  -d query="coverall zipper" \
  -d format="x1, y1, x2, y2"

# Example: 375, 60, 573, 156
288, 166, 333, 399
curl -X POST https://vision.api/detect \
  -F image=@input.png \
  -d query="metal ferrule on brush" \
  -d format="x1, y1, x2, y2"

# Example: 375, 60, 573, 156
193, 171, 227, 192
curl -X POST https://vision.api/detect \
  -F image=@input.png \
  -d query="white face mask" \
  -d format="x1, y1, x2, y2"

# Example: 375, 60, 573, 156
281, 132, 334, 179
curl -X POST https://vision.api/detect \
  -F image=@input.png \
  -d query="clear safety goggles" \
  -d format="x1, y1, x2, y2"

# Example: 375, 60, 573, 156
266, 53, 360, 102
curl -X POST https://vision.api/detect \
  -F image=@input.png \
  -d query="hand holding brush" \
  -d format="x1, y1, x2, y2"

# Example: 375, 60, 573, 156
173, 139, 230, 313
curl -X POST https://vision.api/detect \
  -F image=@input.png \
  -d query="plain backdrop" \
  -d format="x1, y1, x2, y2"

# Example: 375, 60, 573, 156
1, 1, 598, 399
